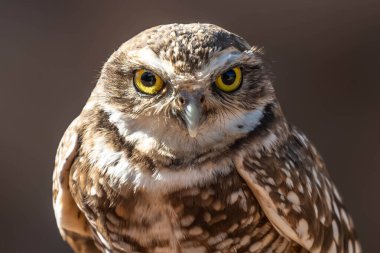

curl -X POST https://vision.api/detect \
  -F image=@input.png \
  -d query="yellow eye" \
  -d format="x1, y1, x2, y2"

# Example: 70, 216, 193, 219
215, 67, 242, 92
134, 69, 164, 95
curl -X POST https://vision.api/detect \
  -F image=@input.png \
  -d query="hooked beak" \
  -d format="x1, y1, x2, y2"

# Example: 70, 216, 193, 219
177, 91, 204, 138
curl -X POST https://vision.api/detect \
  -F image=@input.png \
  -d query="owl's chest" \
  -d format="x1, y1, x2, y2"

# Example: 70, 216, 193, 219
164, 173, 266, 252
91, 167, 285, 253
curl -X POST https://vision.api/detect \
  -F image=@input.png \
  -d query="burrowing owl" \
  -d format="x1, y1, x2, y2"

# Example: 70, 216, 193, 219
53, 23, 361, 253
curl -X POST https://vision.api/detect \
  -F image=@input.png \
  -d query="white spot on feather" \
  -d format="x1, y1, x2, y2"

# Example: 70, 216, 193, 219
287, 191, 300, 206
285, 177, 294, 189
188, 226, 203, 236
332, 220, 339, 243
348, 240, 354, 253
314, 204, 319, 218
327, 242, 337, 253
296, 219, 309, 237
240, 235, 251, 246
355, 241, 362, 253
341, 208, 350, 227
180, 215, 195, 227
261, 132, 278, 151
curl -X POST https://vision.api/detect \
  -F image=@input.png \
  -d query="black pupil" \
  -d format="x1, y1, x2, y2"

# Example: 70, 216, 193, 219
141, 72, 156, 87
221, 69, 236, 85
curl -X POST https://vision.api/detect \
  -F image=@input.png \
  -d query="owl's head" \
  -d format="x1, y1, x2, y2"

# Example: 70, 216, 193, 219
90, 24, 282, 161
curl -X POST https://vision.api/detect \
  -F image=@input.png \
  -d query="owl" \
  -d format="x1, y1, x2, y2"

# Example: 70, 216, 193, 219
53, 23, 361, 253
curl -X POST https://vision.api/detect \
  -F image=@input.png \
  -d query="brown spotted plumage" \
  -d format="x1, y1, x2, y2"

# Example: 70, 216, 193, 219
53, 23, 360, 253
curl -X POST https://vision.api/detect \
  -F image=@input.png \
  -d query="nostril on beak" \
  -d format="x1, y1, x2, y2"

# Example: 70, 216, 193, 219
178, 96, 186, 105
200, 95, 205, 104
177, 91, 204, 106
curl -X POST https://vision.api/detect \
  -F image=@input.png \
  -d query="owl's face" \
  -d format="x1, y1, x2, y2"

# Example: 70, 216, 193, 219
91, 24, 278, 159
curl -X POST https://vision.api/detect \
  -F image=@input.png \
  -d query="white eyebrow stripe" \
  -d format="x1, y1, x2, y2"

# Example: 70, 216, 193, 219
196, 47, 255, 80
125, 47, 177, 78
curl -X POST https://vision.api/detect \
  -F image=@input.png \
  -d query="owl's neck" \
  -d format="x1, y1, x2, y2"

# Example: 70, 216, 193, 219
86, 101, 289, 167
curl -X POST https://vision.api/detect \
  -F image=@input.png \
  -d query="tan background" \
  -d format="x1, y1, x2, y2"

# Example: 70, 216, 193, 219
0, 0, 379, 252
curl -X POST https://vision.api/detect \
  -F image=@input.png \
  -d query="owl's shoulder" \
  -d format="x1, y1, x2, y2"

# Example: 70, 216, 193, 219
234, 126, 360, 252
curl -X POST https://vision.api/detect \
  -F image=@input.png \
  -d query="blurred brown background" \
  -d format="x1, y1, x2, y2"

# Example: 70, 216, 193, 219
0, 0, 379, 252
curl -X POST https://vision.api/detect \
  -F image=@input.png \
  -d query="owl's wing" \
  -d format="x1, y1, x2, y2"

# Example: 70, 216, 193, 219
234, 129, 361, 253
52, 118, 100, 253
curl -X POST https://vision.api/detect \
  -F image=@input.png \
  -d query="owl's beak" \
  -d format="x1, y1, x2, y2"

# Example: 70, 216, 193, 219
177, 91, 204, 138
